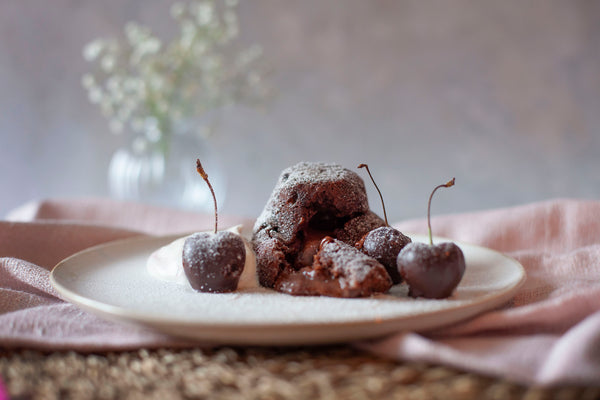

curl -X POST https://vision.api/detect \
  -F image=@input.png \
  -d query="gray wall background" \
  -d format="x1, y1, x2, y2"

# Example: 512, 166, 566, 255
1, 1, 599, 223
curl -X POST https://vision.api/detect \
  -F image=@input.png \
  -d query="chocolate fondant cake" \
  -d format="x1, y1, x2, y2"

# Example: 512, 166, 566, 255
252, 162, 391, 297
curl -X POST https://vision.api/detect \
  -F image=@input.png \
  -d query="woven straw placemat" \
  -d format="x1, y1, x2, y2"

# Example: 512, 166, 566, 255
1, 346, 597, 400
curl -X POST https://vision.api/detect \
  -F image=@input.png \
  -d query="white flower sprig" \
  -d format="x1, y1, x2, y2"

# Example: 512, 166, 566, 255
82, 0, 268, 154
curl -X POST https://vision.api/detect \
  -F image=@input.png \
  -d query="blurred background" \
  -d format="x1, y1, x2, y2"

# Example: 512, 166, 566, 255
1, 0, 599, 223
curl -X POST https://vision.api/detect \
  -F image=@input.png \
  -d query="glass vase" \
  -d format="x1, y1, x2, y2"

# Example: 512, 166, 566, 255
108, 131, 225, 213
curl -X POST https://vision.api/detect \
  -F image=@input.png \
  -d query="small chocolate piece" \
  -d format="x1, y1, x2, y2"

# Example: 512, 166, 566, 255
357, 226, 411, 284
274, 237, 392, 297
182, 231, 246, 293
396, 241, 465, 299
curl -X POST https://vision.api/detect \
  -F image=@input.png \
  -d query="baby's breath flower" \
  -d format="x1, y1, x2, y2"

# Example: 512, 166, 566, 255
125, 22, 147, 46
145, 124, 162, 143
101, 54, 116, 72
193, 2, 215, 26
131, 39, 161, 66
83, 40, 104, 61
88, 87, 103, 104
144, 38, 161, 54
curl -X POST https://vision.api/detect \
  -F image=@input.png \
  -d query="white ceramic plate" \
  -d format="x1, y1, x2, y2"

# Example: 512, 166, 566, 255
50, 234, 525, 345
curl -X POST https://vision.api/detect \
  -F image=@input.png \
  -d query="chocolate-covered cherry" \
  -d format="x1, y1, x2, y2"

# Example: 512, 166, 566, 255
183, 231, 245, 292
397, 241, 464, 298
182, 159, 246, 292
356, 164, 411, 283
396, 178, 465, 299
357, 226, 411, 284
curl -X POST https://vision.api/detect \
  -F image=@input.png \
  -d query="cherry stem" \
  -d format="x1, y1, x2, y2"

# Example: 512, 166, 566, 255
358, 163, 388, 226
196, 159, 218, 234
427, 178, 455, 245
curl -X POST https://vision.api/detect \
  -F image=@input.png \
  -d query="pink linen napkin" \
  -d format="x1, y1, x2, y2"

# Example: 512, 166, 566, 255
2, 197, 599, 386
